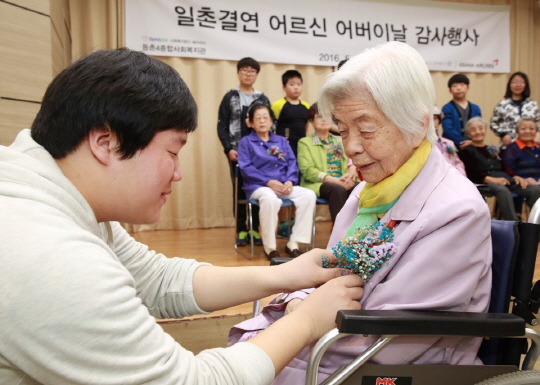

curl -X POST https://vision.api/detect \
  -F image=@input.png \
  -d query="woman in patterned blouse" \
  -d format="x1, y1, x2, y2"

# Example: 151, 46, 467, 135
490, 72, 539, 147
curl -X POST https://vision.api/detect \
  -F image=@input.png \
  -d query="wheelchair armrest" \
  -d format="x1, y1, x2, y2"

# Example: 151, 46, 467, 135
336, 310, 525, 337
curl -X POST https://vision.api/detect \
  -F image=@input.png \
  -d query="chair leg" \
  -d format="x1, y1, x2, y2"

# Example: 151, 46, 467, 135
248, 202, 254, 257
287, 206, 292, 238
252, 299, 262, 317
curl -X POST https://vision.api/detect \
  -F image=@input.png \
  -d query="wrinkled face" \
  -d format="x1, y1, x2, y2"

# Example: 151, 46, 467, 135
115, 130, 186, 224
283, 77, 302, 99
237, 66, 258, 88
311, 114, 333, 133
517, 120, 537, 142
450, 82, 469, 99
467, 121, 486, 145
334, 95, 416, 183
510, 75, 526, 97
251, 107, 272, 135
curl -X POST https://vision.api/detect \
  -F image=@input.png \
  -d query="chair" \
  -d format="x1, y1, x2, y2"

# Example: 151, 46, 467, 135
476, 184, 527, 220
304, 220, 540, 385
311, 197, 330, 249
234, 165, 295, 260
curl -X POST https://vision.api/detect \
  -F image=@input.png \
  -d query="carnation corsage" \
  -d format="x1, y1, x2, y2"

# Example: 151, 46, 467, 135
323, 220, 397, 281
267, 145, 286, 161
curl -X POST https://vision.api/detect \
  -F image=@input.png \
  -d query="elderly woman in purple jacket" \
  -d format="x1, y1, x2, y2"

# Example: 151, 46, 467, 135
238, 104, 316, 259
230, 42, 491, 384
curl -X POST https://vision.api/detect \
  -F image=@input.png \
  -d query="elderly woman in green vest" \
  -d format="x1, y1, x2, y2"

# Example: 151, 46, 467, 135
297, 102, 358, 224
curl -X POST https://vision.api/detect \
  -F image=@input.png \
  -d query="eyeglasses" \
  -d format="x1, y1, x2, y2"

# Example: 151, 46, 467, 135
511, 81, 526, 85
240, 68, 258, 75
254, 116, 271, 122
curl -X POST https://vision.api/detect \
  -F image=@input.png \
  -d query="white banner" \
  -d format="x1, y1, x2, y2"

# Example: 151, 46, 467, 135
125, 0, 510, 73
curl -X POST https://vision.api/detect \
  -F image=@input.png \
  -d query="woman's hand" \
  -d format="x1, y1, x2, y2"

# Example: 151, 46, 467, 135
514, 176, 528, 189
459, 140, 473, 149
283, 181, 294, 195
339, 168, 357, 190
502, 134, 512, 147
324, 175, 347, 188
526, 177, 538, 186
484, 176, 510, 186
267, 179, 286, 195
275, 248, 353, 292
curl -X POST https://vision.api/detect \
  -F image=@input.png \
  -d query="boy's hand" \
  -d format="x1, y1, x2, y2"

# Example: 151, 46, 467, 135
276, 248, 352, 292
502, 134, 512, 147
291, 274, 364, 342
228, 149, 238, 162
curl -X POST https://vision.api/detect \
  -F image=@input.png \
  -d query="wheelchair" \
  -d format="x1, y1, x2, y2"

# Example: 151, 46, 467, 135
275, 220, 540, 385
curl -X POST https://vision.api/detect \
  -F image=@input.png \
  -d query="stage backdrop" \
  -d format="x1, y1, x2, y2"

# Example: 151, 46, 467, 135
125, 0, 510, 73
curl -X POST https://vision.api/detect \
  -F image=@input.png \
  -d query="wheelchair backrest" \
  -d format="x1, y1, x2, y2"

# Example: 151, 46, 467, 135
478, 220, 540, 366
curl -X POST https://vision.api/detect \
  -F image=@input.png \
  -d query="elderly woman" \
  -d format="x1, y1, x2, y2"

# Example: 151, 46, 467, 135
230, 42, 491, 384
297, 102, 357, 224
490, 72, 539, 146
501, 118, 540, 182
238, 104, 317, 259
433, 105, 466, 176
459, 117, 540, 221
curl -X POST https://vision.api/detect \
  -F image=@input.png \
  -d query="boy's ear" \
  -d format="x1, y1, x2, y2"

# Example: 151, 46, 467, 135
88, 125, 118, 165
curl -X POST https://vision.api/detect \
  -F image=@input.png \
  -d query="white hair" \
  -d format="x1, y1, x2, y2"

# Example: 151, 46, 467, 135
318, 42, 437, 146
517, 117, 538, 131
465, 116, 488, 135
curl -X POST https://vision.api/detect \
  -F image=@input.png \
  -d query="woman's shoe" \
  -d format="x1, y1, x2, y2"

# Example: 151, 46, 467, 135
285, 245, 302, 258
264, 249, 281, 260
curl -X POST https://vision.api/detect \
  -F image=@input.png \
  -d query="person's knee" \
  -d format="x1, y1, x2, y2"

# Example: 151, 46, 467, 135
259, 194, 282, 211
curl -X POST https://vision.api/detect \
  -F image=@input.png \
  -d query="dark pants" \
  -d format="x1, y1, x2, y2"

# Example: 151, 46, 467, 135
229, 160, 259, 232
489, 183, 540, 221
319, 182, 357, 223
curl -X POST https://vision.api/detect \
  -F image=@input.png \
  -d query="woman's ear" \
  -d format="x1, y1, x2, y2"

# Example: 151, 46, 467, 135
412, 113, 430, 148
88, 126, 118, 165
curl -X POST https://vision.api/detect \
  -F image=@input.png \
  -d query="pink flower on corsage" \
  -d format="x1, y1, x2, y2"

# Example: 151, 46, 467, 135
267, 145, 286, 161
487, 145, 499, 157
323, 221, 397, 281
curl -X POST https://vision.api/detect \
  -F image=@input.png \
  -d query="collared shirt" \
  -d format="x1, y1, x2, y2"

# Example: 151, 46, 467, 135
315, 135, 343, 177
238, 131, 299, 198
501, 139, 540, 180
515, 138, 538, 150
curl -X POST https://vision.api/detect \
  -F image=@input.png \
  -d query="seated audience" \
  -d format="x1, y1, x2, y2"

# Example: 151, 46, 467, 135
490, 71, 539, 146
238, 104, 316, 259
501, 118, 540, 182
433, 105, 466, 176
230, 42, 492, 384
459, 117, 540, 220
297, 102, 357, 224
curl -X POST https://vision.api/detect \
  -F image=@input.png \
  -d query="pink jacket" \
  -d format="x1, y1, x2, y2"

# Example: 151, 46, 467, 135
435, 135, 467, 177
229, 147, 492, 384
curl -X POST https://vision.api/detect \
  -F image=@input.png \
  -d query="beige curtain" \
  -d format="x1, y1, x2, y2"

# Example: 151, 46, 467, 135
51, 0, 540, 232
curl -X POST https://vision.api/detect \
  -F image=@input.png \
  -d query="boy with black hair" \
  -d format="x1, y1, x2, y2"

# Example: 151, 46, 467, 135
272, 69, 311, 157
441, 73, 482, 149
0, 48, 363, 384
272, 70, 311, 237
217, 57, 273, 246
